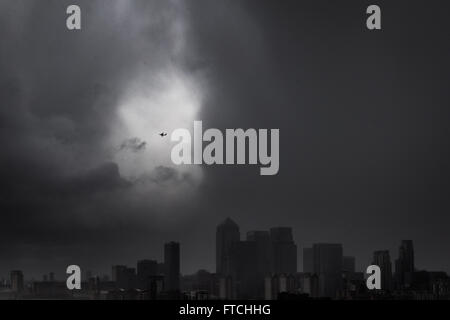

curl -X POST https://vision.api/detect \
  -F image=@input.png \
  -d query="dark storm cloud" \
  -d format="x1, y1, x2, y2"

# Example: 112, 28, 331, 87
1, 0, 450, 278
150, 166, 184, 183
0, 0, 201, 277
144, 166, 197, 186
119, 137, 147, 153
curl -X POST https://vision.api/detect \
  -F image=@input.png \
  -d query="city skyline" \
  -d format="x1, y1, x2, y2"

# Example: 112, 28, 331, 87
2, 217, 449, 300
1, 0, 450, 292
0, 218, 445, 282
1, 218, 449, 281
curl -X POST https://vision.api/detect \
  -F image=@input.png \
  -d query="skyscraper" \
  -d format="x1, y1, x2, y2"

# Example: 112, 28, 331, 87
112, 265, 126, 282
247, 231, 271, 276
269, 227, 297, 274
373, 250, 393, 291
112, 265, 136, 289
343, 256, 356, 273
10, 270, 24, 293
216, 218, 240, 275
310, 243, 343, 298
164, 241, 180, 292
246, 230, 271, 299
229, 240, 259, 299
137, 259, 158, 289
395, 240, 415, 289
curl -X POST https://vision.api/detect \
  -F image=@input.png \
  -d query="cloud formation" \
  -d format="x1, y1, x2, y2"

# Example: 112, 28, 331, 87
0, 0, 205, 276
119, 137, 147, 153
1, 0, 450, 278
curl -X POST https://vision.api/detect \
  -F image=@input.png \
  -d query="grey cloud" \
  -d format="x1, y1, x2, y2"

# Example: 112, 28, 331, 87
1, 0, 450, 278
0, 0, 203, 277
119, 137, 147, 153
148, 165, 196, 185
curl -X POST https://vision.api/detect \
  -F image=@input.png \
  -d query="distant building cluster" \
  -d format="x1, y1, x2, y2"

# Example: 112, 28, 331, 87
1, 219, 449, 300
216, 218, 297, 299
0, 242, 181, 300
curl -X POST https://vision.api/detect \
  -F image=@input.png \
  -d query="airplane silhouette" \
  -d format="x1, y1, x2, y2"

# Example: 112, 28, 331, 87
159, 132, 168, 137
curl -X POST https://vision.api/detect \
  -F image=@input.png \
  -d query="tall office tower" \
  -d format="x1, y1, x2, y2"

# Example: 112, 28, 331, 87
157, 262, 165, 275
10, 270, 24, 293
137, 259, 158, 289
343, 256, 356, 273
112, 265, 126, 282
112, 265, 136, 289
303, 248, 313, 273
395, 240, 415, 289
228, 240, 259, 299
247, 231, 271, 298
312, 243, 344, 298
247, 231, 271, 276
164, 241, 180, 292
269, 227, 297, 274
373, 250, 393, 291
216, 218, 240, 275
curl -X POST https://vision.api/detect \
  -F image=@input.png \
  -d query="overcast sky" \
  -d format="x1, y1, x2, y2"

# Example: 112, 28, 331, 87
0, 0, 450, 279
